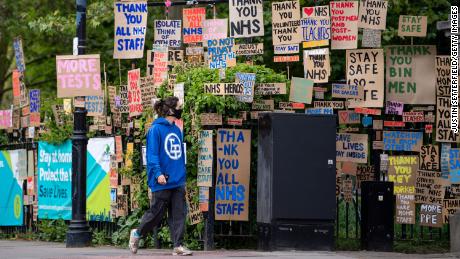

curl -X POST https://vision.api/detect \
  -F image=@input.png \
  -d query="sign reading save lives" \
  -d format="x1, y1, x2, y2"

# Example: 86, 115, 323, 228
215, 129, 251, 221
56, 55, 102, 97
197, 130, 213, 187
204, 83, 244, 95
336, 133, 368, 163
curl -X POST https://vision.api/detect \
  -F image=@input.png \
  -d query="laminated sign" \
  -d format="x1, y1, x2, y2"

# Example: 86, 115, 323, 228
113, 1, 148, 59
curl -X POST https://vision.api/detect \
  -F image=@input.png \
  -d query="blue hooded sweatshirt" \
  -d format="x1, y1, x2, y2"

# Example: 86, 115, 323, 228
146, 117, 186, 192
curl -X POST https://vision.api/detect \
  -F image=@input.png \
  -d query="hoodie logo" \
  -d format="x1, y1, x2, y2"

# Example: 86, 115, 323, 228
165, 133, 182, 160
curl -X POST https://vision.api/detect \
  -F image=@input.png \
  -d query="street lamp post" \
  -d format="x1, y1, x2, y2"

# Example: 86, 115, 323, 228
66, 0, 91, 248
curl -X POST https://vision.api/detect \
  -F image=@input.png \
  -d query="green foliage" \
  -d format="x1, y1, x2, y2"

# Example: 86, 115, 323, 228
91, 229, 112, 246
38, 99, 73, 145
36, 219, 68, 242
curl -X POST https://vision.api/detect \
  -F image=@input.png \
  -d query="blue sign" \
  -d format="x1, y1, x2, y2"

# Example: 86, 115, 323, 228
29, 89, 40, 113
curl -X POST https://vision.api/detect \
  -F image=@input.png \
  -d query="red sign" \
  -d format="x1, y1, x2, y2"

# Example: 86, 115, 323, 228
425, 124, 433, 134
127, 69, 143, 117
226, 118, 243, 126
354, 107, 381, 115
273, 55, 300, 63
12, 70, 21, 97
402, 111, 424, 122
384, 121, 405, 127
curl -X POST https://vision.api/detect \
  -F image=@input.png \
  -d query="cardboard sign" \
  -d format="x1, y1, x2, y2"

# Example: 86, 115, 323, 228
154, 20, 181, 47
330, 1, 358, 49
385, 100, 404, 115
386, 45, 436, 104
274, 44, 300, 55
332, 83, 363, 99
174, 83, 185, 108
12, 70, 21, 99
355, 107, 381, 115
113, 1, 148, 59
29, 89, 40, 113
420, 204, 443, 228
198, 130, 213, 187
373, 119, 383, 130
396, 194, 416, 224
415, 170, 446, 205
85, 96, 104, 116
389, 155, 417, 224
0, 110, 13, 129
383, 131, 423, 152
255, 83, 286, 95
419, 145, 439, 171
289, 77, 313, 104
186, 187, 204, 225
450, 148, 460, 184
234, 43, 264, 56
356, 165, 375, 189
200, 113, 223, 125
273, 55, 300, 62
183, 8, 205, 43
402, 112, 424, 123
303, 48, 330, 83
127, 69, 142, 117
215, 129, 251, 221
306, 107, 333, 115
279, 102, 305, 110
314, 101, 344, 109
362, 29, 381, 48
13, 37, 26, 72
153, 46, 169, 87
204, 83, 244, 95
203, 19, 228, 45
235, 73, 256, 103
302, 5, 329, 18
443, 199, 460, 224
436, 97, 460, 142
358, 0, 387, 30
343, 179, 353, 203
140, 76, 155, 109
336, 133, 368, 163
56, 55, 101, 97
208, 38, 236, 69
119, 85, 129, 114
229, 0, 263, 38
301, 16, 331, 45
436, 56, 451, 97
272, 0, 302, 46
338, 110, 360, 124
252, 100, 275, 111
115, 135, 123, 163
346, 49, 384, 108
398, 16, 427, 37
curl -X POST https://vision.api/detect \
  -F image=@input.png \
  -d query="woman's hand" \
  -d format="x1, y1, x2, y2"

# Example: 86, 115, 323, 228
158, 174, 167, 185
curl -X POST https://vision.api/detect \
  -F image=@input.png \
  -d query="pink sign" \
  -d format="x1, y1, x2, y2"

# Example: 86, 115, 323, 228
128, 68, 143, 117
0, 110, 12, 129
56, 54, 102, 97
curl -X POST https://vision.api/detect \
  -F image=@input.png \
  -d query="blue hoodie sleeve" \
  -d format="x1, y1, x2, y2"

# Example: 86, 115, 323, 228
147, 126, 162, 180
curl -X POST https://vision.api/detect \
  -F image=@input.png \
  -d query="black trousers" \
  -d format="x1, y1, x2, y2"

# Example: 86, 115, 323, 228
137, 186, 186, 247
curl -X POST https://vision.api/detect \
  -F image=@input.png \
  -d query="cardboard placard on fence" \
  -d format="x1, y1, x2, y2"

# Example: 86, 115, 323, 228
115, 135, 123, 163
13, 37, 26, 72
235, 73, 256, 103
197, 130, 213, 187
300, 16, 331, 45
388, 155, 417, 195
153, 20, 181, 47
272, 0, 302, 46
215, 129, 251, 221
385, 45, 436, 105
234, 43, 264, 56
313, 101, 344, 109
119, 85, 129, 114
273, 55, 300, 63
29, 89, 40, 113
398, 15, 427, 37
85, 96, 104, 117
229, 0, 264, 38
113, 1, 148, 59
0, 110, 13, 129
436, 97, 460, 142
153, 46, 169, 87
402, 111, 424, 123
330, 1, 358, 50
436, 56, 451, 97
274, 44, 300, 55
289, 77, 313, 104
383, 131, 423, 152
331, 83, 363, 99
204, 83, 244, 95
342, 179, 353, 203
208, 38, 236, 69
358, 0, 387, 30
252, 99, 275, 111
255, 83, 286, 95
336, 133, 368, 163
356, 165, 375, 189
443, 199, 460, 224
338, 110, 360, 125
139, 76, 155, 110
203, 19, 228, 45
186, 187, 204, 225
199, 187, 209, 212
420, 204, 443, 228
183, 8, 205, 43
56, 55, 102, 97
449, 148, 460, 184
200, 113, 223, 126
385, 100, 404, 115
346, 49, 384, 108
396, 194, 416, 224
419, 145, 439, 171
362, 29, 381, 48
415, 170, 446, 205
303, 48, 330, 83
127, 69, 142, 117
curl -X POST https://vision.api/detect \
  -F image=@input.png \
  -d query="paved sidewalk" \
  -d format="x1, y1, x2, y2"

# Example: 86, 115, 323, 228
0, 240, 457, 259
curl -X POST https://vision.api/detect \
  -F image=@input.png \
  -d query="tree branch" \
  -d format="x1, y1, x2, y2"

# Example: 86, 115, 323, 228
2, 54, 54, 81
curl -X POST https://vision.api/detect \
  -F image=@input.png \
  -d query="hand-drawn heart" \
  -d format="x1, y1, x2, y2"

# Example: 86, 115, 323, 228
339, 111, 349, 123
303, 7, 314, 17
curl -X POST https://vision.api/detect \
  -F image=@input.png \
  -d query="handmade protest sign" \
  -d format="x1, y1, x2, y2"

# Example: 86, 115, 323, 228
29, 89, 40, 113
234, 43, 264, 56
0, 110, 12, 130
200, 113, 223, 125
183, 8, 205, 43
197, 130, 213, 187
385, 100, 403, 115
235, 73, 256, 103
332, 83, 363, 99
252, 100, 275, 111
302, 5, 329, 18
152, 45, 169, 87
12, 70, 20, 100
306, 107, 333, 115
186, 187, 203, 225
272, 0, 302, 46
362, 29, 381, 48
338, 110, 360, 124
85, 96, 104, 117
436, 97, 460, 142
13, 37, 26, 72
346, 49, 384, 108
383, 131, 423, 152
108, 86, 117, 113
450, 148, 460, 184
398, 16, 427, 37
113, 1, 148, 59
174, 83, 185, 107
139, 76, 155, 110
56, 55, 101, 97
199, 187, 209, 212
420, 204, 443, 228
356, 165, 375, 189
336, 133, 368, 163
289, 77, 313, 104
443, 199, 460, 224
154, 20, 181, 47
330, 1, 358, 49
358, 0, 387, 30
274, 44, 300, 55
203, 19, 228, 45
396, 194, 415, 224
314, 101, 344, 109
168, 50, 184, 66
402, 112, 424, 123
215, 129, 251, 221
419, 145, 439, 171
436, 56, 451, 97
301, 16, 331, 45
204, 83, 244, 95
127, 69, 142, 117
386, 45, 436, 104
273, 55, 299, 62
229, 0, 264, 38
119, 85, 129, 114
303, 48, 330, 83
208, 38, 236, 69
343, 179, 353, 203
255, 83, 286, 95
415, 170, 446, 205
